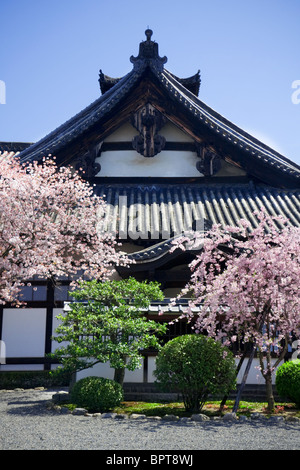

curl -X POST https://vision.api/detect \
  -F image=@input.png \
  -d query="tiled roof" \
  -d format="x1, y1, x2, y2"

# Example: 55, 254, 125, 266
0, 142, 32, 161
96, 182, 300, 241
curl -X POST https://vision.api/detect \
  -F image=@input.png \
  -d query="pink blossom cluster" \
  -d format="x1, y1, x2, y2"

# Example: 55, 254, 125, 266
173, 210, 300, 360
0, 156, 128, 304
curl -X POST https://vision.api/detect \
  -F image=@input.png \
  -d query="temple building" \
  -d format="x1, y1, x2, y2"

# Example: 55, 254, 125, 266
1, 30, 300, 386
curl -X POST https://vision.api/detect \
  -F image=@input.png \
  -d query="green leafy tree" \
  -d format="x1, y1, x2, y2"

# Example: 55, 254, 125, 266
51, 277, 166, 386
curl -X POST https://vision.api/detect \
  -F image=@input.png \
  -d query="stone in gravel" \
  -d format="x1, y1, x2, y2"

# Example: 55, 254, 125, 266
161, 415, 180, 421
101, 412, 117, 419
250, 412, 265, 420
60, 407, 72, 414
267, 416, 285, 423
286, 416, 300, 424
223, 412, 238, 421
146, 416, 162, 421
238, 415, 248, 422
52, 391, 70, 404
72, 408, 88, 415
115, 414, 129, 419
129, 413, 146, 419
191, 413, 210, 422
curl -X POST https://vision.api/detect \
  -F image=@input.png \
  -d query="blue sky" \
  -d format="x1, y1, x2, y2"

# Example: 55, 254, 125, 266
1, 0, 300, 166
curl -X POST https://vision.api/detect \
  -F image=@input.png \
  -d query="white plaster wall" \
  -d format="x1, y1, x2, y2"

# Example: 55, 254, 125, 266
96, 150, 201, 178
76, 360, 144, 383
148, 356, 282, 385
97, 120, 246, 178
159, 122, 194, 142
1, 308, 46, 358
104, 121, 194, 143
97, 120, 201, 178
104, 123, 138, 142
236, 358, 283, 385
51, 307, 69, 352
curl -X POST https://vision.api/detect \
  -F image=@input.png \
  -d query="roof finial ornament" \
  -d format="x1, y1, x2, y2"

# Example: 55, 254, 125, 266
130, 29, 167, 72
145, 28, 153, 41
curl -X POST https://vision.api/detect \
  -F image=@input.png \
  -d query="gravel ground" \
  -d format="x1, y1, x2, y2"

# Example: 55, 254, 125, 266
0, 388, 300, 452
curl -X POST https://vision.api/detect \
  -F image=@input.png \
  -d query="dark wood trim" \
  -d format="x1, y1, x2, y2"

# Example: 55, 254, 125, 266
0, 305, 3, 341
44, 280, 55, 370
143, 354, 148, 383
4, 357, 58, 365
101, 141, 197, 152
91, 175, 251, 185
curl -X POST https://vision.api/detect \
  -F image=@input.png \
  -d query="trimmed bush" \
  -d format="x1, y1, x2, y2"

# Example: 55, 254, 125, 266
276, 360, 300, 406
70, 376, 124, 412
0, 370, 70, 389
154, 334, 236, 412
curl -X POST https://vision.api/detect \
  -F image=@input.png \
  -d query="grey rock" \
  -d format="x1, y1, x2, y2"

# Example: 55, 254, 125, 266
238, 415, 248, 422
250, 412, 265, 420
129, 413, 146, 419
223, 412, 238, 421
60, 407, 72, 414
161, 414, 180, 421
101, 412, 117, 419
72, 408, 88, 415
267, 415, 285, 423
285, 416, 300, 424
52, 391, 70, 404
115, 413, 129, 419
191, 413, 210, 422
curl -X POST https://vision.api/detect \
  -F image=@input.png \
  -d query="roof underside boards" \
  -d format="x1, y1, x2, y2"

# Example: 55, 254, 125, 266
95, 182, 300, 241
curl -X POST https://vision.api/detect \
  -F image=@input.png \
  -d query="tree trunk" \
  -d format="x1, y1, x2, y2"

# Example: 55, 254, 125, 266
232, 344, 256, 413
114, 367, 125, 387
258, 347, 275, 413
69, 371, 77, 391
219, 348, 248, 411
265, 372, 275, 412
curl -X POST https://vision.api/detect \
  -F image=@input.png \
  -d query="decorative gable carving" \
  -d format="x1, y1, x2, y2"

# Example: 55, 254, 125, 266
195, 143, 221, 176
131, 104, 167, 158
75, 143, 102, 178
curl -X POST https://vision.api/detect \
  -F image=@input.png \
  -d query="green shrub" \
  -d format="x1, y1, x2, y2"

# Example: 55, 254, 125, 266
70, 376, 124, 412
276, 360, 300, 406
154, 334, 236, 413
0, 370, 70, 389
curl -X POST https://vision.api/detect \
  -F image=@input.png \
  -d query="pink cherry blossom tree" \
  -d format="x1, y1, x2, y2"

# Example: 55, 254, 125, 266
173, 210, 300, 411
0, 155, 128, 305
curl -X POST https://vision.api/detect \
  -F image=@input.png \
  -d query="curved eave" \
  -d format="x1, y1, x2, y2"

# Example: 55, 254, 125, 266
159, 68, 300, 186
116, 236, 204, 274
17, 61, 300, 188
18, 68, 144, 163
